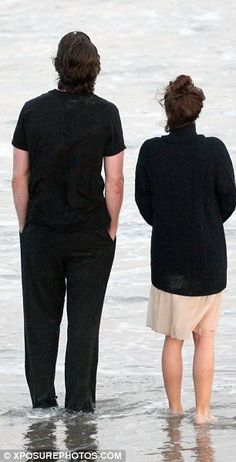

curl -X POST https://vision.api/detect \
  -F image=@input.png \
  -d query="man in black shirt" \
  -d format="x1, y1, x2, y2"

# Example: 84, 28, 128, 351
11, 31, 125, 412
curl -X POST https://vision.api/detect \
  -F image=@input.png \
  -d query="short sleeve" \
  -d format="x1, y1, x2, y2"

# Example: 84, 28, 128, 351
104, 105, 126, 157
11, 104, 28, 150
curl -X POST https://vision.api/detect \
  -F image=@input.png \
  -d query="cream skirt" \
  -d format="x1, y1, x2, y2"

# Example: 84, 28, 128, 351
147, 284, 224, 340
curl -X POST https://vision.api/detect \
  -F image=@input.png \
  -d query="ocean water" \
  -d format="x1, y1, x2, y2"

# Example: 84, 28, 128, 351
0, 1, 236, 461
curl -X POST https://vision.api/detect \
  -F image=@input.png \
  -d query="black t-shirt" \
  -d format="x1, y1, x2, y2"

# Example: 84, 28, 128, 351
12, 89, 126, 230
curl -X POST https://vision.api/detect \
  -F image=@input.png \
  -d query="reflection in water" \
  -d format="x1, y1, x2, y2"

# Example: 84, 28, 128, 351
160, 415, 215, 462
193, 425, 215, 462
23, 413, 98, 457
161, 415, 184, 462
64, 415, 98, 452
23, 420, 58, 451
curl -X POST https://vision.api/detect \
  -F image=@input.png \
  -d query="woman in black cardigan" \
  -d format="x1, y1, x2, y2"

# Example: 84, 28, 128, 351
135, 75, 236, 424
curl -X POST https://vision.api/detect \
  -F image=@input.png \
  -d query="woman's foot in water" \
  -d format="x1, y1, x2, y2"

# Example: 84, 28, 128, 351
195, 412, 218, 424
167, 405, 184, 417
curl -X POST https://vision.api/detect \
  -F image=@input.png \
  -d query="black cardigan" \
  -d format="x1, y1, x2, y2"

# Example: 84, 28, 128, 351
135, 124, 236, 296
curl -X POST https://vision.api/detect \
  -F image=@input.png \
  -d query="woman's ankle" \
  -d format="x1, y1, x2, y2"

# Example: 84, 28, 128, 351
169, 403, 184, 414
196, 405, 210, 417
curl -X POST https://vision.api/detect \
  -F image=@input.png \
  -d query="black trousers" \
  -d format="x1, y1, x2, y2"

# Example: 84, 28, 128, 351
19, 223, 115, 411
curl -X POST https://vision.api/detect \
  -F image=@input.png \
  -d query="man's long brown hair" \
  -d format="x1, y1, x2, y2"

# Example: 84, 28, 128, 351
53, 31, 101, 94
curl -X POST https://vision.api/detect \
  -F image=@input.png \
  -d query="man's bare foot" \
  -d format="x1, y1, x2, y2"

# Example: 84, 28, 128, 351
195, 413, 218, 425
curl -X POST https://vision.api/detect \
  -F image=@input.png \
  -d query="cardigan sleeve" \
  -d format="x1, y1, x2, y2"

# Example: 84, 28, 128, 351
135, 141, 153, 226
214, 140, 236, 223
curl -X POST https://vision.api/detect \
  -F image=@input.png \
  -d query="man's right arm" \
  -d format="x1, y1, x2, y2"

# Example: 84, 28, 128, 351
12, 147, 30, 232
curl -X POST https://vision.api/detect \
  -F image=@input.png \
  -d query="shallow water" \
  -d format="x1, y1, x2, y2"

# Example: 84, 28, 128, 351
0, 0, 236, 461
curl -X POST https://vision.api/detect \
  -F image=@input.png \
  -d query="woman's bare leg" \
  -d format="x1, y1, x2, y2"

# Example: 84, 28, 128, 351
162, 335, 184, 413
192, 331, 216, 424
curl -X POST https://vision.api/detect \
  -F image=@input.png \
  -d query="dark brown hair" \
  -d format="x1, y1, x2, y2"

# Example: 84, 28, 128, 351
160, 75, 206, 132
53, 31, 101, 94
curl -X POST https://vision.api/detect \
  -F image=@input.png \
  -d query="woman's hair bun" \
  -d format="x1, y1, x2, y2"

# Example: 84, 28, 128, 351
161, 74, 206, 132
168, 75, 193, 93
